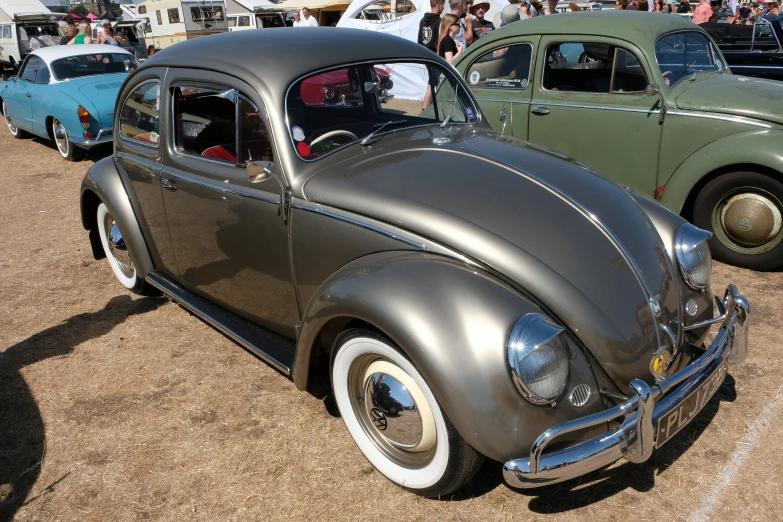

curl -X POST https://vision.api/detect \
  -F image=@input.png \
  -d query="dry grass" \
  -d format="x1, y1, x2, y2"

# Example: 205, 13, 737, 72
0, 128, 781, 522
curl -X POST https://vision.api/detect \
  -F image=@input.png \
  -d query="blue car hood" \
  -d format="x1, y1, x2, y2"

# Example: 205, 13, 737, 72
57, 73, 128, 129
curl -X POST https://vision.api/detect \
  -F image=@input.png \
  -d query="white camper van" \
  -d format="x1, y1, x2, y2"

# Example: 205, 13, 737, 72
136, 0, 228, 49
0, 0, 61, 71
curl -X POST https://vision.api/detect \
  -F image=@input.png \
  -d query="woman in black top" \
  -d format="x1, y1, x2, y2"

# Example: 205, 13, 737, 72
438, 13, 463, 63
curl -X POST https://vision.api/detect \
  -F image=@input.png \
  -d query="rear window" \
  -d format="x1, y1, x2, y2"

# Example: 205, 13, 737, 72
51, 53, 141, 81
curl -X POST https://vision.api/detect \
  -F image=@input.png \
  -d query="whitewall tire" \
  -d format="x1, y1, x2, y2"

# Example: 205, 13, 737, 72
331, 329, 483, 497
97, 203, 150, 295
3, 101, 26, 139
52, 118, 82, 161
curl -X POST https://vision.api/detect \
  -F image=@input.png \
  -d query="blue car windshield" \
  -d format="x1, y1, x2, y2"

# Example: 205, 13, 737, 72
51, 53, 141, 81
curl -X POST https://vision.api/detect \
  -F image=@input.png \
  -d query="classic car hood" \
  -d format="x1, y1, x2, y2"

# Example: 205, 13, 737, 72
675, 74, 783, 126
302, 130, 681, 391
62, 74, 128, 129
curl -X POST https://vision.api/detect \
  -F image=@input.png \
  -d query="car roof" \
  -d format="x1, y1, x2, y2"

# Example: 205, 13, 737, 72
32, 44, 132, 65
140, 27, 440, 93
486, 11, 698, 45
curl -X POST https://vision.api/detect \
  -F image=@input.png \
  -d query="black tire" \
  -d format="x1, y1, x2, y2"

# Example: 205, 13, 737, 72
3, 101, 28, 139
693, 171, 783, 271
330, 328, 483, 498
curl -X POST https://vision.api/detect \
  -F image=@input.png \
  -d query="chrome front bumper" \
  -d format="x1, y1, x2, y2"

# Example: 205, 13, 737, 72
503, 284, 750, 489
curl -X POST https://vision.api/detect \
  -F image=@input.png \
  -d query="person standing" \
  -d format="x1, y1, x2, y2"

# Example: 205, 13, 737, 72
677, 0, 693, 12
470, 2, 495, 41
292, 12, 302, 26
60, 25, 78, 45
499, 4, 521, 25
449, 0, 472, 50
437, 14, 463, 63
418, 0, 445, 53
693, 0, 713, 21
298, 7, 319, 26
67, 22, 93, 45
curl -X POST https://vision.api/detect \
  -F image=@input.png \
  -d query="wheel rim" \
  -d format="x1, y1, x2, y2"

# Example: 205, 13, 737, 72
53, 119, 69, 157
348, 355, 437, 469
4, 103, 18, 135
101, 211, 135, 279
711, 187, 783, 255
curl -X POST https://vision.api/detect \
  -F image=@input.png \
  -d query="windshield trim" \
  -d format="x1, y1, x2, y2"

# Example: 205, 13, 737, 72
654, 29, 724, 88
284, 58, 481, 163
50, 54, 140, 82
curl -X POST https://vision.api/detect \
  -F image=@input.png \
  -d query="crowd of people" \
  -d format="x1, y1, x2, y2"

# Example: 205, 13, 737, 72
417, 0, 780, 59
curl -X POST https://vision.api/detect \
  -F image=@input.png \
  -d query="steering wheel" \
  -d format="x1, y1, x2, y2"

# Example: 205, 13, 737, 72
310, 129, 359, 147
661, 71, 673, 78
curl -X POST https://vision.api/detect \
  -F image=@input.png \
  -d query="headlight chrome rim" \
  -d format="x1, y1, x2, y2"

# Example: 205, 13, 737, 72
675, 224, 713, 290
507, 314, 571, 406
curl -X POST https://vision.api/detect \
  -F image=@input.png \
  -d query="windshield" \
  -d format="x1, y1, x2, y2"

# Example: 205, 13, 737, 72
655, 32, 724, 87
51, 53, 141, 81
286, 61, 479, 160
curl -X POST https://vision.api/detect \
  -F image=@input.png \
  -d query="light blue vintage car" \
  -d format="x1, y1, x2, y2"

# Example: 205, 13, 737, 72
1, 44, 141, 160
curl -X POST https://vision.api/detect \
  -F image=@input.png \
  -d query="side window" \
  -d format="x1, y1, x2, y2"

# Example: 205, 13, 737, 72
238, 96, 272, 165
543, 42, 647, 93
138, 5, 147, 15
19, 56, 42, 82
168, 8, 180, 24
120, 81, 161, 146
34, 61, 50, 84
2, 26, 11, 39
466, 44, 533, 90
228, 16, 237, 28
239, 15, 250, 27
156, 10, 163, 25
173, 85, 237, 163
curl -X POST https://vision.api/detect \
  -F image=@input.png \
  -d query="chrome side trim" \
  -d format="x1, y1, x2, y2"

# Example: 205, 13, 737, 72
474, 98, 532, 105
293, 202, 427, 250
667, 111, 772, 128
164, 170, 280, 204
529, 101, 660, 114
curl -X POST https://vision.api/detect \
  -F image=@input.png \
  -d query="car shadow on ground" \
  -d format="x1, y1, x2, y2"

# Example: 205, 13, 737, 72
26, 135, 113, 163
516, 375, 737, 513
0, 295, 164, 520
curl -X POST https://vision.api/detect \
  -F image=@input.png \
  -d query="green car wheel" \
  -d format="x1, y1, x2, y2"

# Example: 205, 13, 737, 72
694, 171, 783, 271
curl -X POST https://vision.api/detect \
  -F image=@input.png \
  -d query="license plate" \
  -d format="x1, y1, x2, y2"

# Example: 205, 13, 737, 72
655, 363, 728, 448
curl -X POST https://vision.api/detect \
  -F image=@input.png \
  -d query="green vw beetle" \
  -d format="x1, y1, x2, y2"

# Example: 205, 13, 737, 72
456, 11, 783, 270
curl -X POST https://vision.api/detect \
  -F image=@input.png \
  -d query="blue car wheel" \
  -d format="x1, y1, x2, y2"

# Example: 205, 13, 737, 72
52, 118, 82, 161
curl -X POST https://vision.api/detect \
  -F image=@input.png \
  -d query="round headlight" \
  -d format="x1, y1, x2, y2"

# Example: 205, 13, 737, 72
675, 224, 713, 290
508, 314, 570, 405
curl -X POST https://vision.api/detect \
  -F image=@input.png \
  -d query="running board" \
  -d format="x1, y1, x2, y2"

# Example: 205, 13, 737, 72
146, 272, 295, 376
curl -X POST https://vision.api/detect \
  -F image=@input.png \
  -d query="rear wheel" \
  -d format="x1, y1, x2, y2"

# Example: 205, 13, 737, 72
52, 118, 82, 161
331, 329, 483, 497
3, 101, 27, 139
693, 171, 783, 270
97, 203, 153, 295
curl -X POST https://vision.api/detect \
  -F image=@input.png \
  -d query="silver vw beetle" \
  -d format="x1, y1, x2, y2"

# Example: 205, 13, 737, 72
79, 29, 750, 496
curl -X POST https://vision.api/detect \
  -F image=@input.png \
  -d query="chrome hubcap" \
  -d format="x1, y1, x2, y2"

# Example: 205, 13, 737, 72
713, 189, 783, 254
53, 120, 68, 156
349, 356, 437, 468
4, 103, 17, 134
364, 372, 423, 448
103, 213, 134, 278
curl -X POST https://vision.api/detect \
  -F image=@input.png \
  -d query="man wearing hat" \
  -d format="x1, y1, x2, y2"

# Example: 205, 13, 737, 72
470, 2, 495, 41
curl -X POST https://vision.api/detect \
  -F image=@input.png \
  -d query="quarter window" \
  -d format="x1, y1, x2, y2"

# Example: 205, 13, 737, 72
168, 8, 180, 24
156, 10, 162, 25
466, 43, 533, 90
19, 56, 43, 83
2, 25, 11, 39
138, 5, 147, 14
120, 81, 161, 146
173, 85, 271, 166
543, 42, 648, 93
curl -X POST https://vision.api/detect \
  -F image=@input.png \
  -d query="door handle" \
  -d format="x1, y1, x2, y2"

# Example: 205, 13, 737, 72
160, 177, 177, 191
531, 106, 550, 115
25, 92, 31, 98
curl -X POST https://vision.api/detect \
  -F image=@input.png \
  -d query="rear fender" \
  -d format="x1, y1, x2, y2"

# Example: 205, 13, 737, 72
294, 251, 605, 462
80, 155, 154, 278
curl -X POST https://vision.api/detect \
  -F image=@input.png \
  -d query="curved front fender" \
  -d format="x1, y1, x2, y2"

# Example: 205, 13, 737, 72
660, 129, 783, 213
294, 251, 606, 462
80, 156, 154, 278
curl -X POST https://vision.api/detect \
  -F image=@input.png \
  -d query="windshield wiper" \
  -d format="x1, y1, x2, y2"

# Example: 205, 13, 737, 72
361, 120, 407, 146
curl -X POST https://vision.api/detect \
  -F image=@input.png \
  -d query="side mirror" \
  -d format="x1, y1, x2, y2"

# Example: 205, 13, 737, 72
645, 83, 660, 97
246, 160, 273, 183
364, 80, 381, 95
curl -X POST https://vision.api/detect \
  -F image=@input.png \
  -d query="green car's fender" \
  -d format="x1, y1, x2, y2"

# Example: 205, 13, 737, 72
660, 128, 783, 214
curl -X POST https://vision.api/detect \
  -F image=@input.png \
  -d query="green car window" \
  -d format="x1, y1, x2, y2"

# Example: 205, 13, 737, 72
655, 32, 723, 87
543, 42, 648, 94
465, 43, 533, 90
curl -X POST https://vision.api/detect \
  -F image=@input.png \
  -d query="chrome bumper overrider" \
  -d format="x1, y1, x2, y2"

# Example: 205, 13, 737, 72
503, 284, 750, 489
71, 128, 113, 149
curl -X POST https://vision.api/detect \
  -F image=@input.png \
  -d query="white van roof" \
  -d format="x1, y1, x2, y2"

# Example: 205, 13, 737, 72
0, 0, 52, 16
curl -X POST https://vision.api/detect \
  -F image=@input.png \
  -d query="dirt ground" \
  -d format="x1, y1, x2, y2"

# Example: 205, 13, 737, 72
0, 127, 781, 522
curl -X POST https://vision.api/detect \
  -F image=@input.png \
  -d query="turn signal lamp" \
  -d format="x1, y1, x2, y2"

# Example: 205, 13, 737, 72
77, 105, 91, 130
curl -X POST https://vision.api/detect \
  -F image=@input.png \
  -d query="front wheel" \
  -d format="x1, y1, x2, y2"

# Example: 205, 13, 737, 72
693, 171, 783, 270
97, 203, 153, 295
331, 329, 483, 497
52, 118, 82, 161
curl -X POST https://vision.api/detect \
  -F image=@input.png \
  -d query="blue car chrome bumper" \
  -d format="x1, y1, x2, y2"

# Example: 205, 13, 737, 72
503, 284, 750, 489
66, 128, 113, 149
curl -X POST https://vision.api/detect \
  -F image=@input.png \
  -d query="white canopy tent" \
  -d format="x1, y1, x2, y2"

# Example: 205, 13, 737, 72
336, 0, 509, 100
